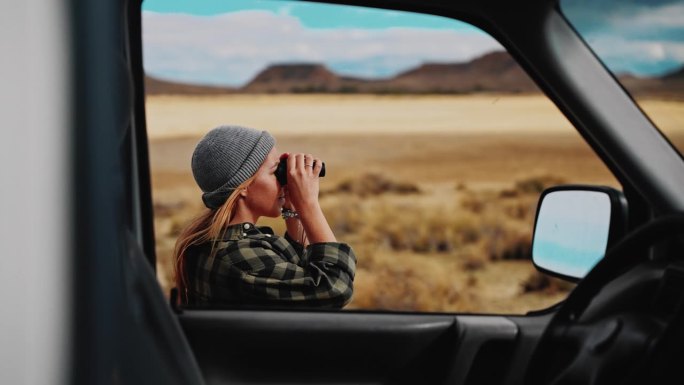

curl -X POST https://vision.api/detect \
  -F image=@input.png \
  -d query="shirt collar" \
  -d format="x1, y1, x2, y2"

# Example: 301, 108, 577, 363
220, 222, 273, 241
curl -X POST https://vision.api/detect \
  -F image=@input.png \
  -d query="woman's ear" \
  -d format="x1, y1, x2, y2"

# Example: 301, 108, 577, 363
239, 187, 249, 198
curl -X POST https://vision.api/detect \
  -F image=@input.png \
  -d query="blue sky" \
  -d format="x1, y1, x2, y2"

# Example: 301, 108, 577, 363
142, 0, 474, 30
142, 0, 684, 86
562, 0, 684, 76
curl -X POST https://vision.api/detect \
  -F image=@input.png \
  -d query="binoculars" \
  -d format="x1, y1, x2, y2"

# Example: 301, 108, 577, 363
275, 156, 326, 186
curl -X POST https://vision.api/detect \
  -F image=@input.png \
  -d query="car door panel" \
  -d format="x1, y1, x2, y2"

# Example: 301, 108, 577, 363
179, 310, 551, 385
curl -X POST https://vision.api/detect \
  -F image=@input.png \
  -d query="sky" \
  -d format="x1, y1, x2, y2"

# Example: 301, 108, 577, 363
142, 0, 684, 86
562, 0, 684, 76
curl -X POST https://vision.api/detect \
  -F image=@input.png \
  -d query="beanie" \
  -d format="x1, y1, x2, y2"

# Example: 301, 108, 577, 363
191, 125, 275, 209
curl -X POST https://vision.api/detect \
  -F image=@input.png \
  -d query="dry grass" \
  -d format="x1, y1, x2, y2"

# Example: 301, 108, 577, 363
147, 94, 684, 314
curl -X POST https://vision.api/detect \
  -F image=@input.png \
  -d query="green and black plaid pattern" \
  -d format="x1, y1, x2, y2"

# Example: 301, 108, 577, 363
186, 223, 356, 308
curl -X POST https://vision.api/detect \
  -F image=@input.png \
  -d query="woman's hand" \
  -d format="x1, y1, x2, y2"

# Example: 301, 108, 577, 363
284, 153, 323, 210
281, 152, 335, 244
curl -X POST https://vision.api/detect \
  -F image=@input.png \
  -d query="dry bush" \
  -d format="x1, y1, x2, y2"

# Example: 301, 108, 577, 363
319, 196, 365, 236
458, 244, 489, 271
322, 180, 537, 263
347, 251, 476, 312
521, 270, 575, 294
152, 171, 573, 313
153, 200, 186, 217
354, 203, 483, 254
500, 174, 567, 197
324, 172, 421, 197
481, 225, 532, 261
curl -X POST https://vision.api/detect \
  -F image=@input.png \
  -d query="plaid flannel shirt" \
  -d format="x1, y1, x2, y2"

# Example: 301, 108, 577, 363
185, 222, 356, 308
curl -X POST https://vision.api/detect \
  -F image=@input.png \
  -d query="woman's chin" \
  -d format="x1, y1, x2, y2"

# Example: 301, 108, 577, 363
270, 206, 284, 217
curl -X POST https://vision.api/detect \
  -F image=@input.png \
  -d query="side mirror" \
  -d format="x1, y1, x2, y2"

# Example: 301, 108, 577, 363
531, 185, 628, 282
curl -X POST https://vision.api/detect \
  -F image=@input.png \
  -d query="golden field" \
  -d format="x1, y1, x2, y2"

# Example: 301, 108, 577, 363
147, 94, 684, 314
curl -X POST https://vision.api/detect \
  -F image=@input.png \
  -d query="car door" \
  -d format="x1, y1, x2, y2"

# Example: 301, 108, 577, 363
176, 307, 552, 385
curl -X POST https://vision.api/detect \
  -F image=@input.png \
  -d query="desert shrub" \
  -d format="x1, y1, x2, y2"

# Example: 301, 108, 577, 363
498, 232, 532, 260
325, 173, 421, 197
324, 191, 536, 261
521, 270, 575, 294
501, 197, 538, 220
450, 214, 481, 244
354, 203, 486, 254
347, 251, 476, 312
459, 189, 499, 214
498, 174, 566, 199
153, 200, 186, 217
514, 175, 566, 194
320, 196, 364, 236
498, 189, 519, 198
460, 194, 486, 214
459, 244, 489, 271
482, 224, 532, 261
152, 170, 570, 313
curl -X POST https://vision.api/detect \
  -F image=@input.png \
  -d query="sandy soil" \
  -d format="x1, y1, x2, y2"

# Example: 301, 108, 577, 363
146, 94, 684, 139
147, 94, 684, 314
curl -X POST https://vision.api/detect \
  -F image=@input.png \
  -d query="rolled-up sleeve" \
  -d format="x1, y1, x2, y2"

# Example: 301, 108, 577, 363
214, 238, 356, 308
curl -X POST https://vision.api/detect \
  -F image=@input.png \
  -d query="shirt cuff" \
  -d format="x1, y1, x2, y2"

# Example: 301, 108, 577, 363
305, 242, 357, 278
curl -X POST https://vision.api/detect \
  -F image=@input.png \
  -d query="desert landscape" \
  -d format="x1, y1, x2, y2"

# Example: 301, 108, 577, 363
147, 92, 684, 314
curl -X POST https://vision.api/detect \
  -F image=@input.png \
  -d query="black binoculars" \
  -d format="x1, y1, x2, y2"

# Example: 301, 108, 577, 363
275, 157, 326, 186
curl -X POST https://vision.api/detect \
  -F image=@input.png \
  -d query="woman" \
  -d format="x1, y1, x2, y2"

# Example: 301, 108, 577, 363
174, 125, 356, 308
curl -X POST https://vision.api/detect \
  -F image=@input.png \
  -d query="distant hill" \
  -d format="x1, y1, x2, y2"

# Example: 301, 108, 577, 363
242, 64, 343, 93
241, 51, 540, 94
145, 52, 684, 98
145, 76, 236, 95
664, 66, 684, 80
386, 51, 539, 93
618, 65, 684, 99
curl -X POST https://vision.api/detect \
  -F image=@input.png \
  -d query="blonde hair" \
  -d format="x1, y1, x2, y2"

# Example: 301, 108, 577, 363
173, 175, 257, 304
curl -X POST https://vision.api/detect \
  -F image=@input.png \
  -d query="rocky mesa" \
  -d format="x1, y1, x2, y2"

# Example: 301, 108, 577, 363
146, 50, 684, 97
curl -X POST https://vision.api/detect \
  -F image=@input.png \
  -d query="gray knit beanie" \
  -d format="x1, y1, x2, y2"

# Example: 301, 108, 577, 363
191, 125, 275, 209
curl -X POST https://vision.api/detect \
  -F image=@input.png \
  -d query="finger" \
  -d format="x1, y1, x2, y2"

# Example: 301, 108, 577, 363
312, 157, 323, 176
289, 153, 301, 173
294, 153, 305, 172
304, 154, 314, 172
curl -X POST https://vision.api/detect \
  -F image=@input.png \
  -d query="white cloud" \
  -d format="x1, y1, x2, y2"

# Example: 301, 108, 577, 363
586, 34, 684, 74
570, 3, 684, 76
142, 10, 502, 86
613, 3, 684, 30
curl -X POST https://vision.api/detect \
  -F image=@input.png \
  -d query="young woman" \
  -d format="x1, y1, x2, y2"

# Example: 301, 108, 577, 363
174, 125, 356, 308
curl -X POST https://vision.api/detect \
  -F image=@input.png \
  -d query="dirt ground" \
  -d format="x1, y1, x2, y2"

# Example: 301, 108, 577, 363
147, 94, 684, 314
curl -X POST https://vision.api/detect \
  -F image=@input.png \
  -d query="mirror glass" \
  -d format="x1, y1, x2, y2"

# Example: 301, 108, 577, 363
532, 190, 611, 279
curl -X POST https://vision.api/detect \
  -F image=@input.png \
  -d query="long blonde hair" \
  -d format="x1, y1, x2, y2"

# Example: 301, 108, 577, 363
173, 175, 257, 304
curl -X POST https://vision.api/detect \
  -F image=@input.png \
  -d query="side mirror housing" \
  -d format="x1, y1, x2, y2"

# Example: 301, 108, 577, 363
531, 185, 628, 282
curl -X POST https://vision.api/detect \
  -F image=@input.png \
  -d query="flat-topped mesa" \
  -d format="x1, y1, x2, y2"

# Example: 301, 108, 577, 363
145, 52, 682, 97
242, 63, 344, 93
